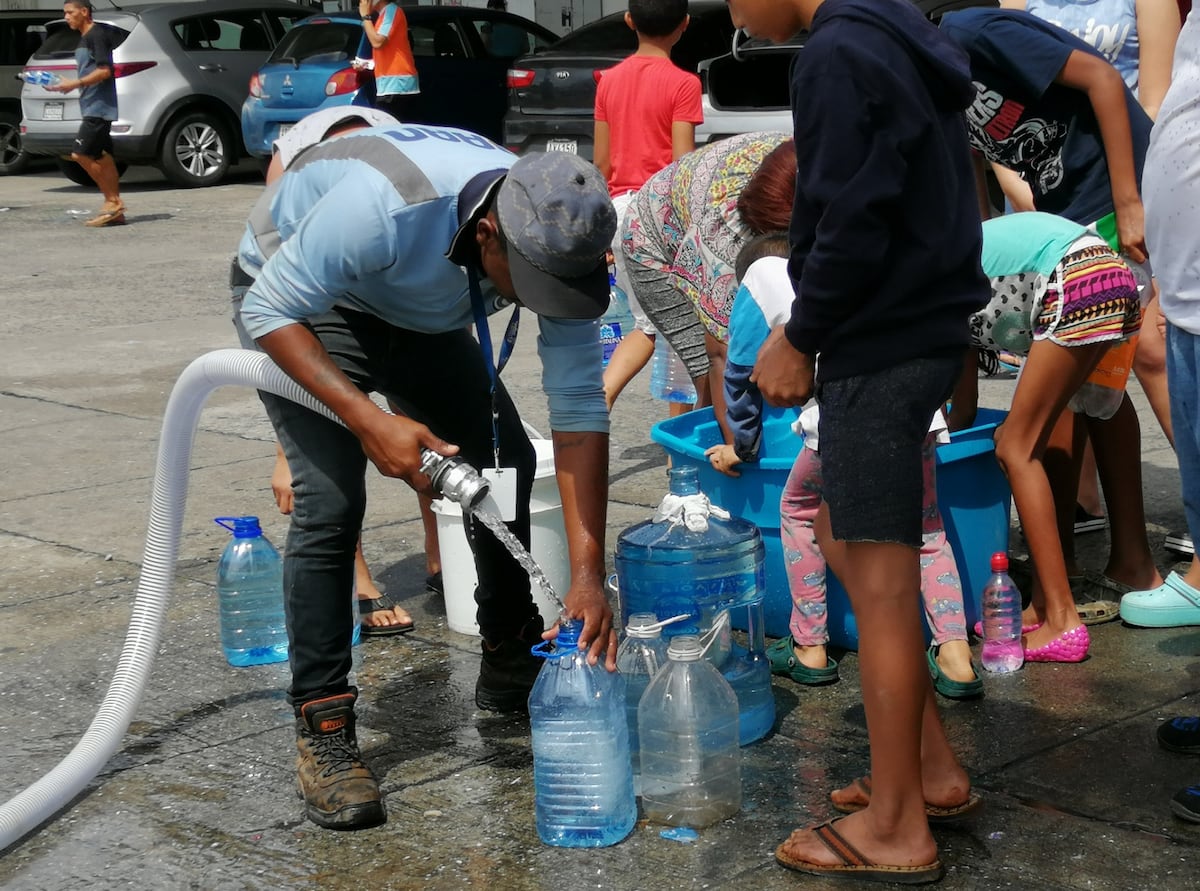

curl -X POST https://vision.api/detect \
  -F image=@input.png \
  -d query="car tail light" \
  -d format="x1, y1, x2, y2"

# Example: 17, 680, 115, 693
326, 68, 359, 97
593, 67, 613, 84
111, 61, 156, 78
248, 72, 262, 99
506, 68, 535, 89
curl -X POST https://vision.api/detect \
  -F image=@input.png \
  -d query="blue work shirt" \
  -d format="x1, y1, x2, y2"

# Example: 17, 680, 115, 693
238, 124, 608, 434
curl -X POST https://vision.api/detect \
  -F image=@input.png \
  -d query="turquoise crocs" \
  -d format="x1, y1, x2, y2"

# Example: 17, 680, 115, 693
766, 635, 839, 686
1119, 572, 1200, 628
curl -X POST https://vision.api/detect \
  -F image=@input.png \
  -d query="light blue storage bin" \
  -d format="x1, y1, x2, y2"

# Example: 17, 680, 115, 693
650, 406, 1011, 649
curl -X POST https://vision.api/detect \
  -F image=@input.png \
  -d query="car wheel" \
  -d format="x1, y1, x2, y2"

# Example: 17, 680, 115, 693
160, 111, 232, 187
55, 157, 130, 188
0, 112, 29, 176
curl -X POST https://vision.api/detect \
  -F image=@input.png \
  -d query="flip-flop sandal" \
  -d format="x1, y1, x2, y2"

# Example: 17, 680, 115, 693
358, 592, 415, 636
425, 571, 444, 596
84, 208, 126, 227
1070, 573, 1127, 626
774, 817, 944, 884
831, 776, 983, 823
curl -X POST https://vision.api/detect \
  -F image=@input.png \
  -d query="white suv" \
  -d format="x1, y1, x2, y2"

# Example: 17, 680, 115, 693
19, 0, 312, 187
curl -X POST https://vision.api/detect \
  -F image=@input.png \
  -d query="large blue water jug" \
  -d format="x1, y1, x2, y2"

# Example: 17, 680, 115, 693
615, 467, 775, 744
214, 517, 288, 667
529, 618, 636, 847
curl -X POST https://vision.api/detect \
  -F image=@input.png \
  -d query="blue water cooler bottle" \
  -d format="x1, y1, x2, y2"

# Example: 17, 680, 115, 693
529, 618, 636, 847
213, 516, 288, 667
614, 467, 775, 744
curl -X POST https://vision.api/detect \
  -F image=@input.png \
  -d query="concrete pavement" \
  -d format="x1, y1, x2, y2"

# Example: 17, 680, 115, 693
2, 167, 1200, 889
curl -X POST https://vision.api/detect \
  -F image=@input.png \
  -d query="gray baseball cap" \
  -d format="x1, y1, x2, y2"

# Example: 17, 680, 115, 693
447, 152, 617, 320
499, 152, 616, 319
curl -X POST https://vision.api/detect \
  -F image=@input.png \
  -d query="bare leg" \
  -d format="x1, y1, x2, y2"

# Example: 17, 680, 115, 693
71, 150, 122, 210
1077, 438, 1104, 517
778, 505, 945, 869
419, 492, 440, 576
1134, 292, 1175, 447
1087, 393, 1163, 590
993, 339, 1106, 649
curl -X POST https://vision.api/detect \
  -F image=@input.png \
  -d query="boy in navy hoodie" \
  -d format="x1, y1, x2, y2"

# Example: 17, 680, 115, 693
727, 0, 989, 883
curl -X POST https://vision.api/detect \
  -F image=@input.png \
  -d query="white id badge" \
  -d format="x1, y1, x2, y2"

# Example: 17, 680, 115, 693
481, 466, 518, 521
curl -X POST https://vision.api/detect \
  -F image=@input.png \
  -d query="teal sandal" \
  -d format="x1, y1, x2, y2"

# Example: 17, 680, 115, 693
927, 646, 983, 699
766, 635, 839, 686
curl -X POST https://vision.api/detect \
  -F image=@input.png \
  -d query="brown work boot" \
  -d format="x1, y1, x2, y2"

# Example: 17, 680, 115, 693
295, 691, 386, 830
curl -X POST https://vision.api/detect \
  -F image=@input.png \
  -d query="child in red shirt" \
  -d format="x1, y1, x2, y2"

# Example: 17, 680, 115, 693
594, 0, 703, 409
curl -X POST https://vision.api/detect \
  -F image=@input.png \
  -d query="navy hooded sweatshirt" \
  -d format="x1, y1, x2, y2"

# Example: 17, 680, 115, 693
784, 0, 989, 380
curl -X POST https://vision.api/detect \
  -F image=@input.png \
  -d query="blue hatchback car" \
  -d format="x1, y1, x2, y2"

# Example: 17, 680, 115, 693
241, 6, 555, 160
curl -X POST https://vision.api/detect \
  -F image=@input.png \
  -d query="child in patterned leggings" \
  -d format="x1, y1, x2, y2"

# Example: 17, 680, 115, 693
704, 234, 980, 698
778, 427, 977, 696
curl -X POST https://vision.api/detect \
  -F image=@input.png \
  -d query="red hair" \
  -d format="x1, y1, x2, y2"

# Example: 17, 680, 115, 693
737, 139, 797, 236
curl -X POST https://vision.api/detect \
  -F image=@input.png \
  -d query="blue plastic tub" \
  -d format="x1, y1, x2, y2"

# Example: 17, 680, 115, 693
650, 406, 1011, 649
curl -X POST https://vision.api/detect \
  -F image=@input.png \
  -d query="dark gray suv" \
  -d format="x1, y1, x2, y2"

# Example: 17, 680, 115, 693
20, 0, 312, 187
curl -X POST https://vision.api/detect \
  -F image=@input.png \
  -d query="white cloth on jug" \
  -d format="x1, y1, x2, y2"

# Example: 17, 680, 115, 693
654, 492, 730, 533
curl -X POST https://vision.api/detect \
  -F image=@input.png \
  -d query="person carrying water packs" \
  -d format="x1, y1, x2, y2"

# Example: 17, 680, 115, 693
234, 123, 619, 832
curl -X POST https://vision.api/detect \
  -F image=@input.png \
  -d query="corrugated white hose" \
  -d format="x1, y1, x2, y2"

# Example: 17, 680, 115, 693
0, 349, 344, 852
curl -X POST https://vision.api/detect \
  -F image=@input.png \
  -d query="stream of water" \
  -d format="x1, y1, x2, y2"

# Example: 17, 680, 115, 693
471, 506, 566, 614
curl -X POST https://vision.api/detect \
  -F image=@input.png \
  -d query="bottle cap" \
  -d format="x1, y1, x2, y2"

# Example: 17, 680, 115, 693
667, 635, 704, 661
990, 552, 1009, 572
215, 516, 263, 538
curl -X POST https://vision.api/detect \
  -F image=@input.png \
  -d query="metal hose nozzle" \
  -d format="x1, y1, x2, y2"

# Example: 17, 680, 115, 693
420, 449, 490, 510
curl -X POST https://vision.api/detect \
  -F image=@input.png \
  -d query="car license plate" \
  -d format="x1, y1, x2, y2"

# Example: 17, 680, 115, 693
545, 138, 577, 154
277, 122, 293, 138
43, 101, 63, 121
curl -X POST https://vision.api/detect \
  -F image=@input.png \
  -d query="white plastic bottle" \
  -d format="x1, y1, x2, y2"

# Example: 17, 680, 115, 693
615, 613, 669, 795
649, 334, 696, 404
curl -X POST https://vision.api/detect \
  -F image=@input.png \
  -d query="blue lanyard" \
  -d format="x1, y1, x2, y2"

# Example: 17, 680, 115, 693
468, 266, 520, 468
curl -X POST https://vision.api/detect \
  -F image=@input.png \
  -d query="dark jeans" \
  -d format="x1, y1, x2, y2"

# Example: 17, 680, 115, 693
250, 306, 539, 709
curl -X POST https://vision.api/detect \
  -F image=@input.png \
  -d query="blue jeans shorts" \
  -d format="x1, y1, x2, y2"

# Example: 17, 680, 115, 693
816, 356, 960, 548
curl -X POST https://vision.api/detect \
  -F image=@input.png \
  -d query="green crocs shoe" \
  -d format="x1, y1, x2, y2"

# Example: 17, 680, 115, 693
927, 646, 984, 700
766, 635, 839, 686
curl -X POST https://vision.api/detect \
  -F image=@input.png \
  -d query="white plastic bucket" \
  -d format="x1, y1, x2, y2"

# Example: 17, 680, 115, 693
432, 437, 569, 636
